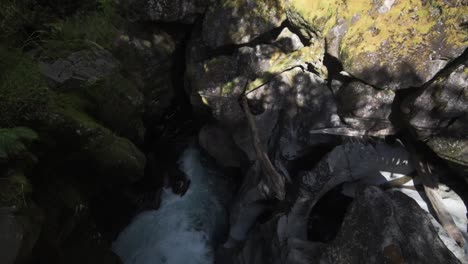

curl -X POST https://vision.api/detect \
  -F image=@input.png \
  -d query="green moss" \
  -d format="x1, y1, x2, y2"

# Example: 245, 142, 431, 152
86, 130, 146, 182
0, 172, 33, 208
45, 0, 121, 51
0, 127, 39, 160
0, 46, 54, 127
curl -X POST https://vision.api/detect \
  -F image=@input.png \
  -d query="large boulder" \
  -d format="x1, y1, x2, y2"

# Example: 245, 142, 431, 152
401, 63, 468, 178
321, 187, 460, 264
288, 0, 467, 89
187, 29, 330, 160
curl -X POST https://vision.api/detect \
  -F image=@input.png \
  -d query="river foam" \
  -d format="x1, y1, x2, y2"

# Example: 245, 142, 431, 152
113, 146, 229, 264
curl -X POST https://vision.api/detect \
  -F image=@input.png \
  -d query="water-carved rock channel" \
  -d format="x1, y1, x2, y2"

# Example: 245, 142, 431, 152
0, 1, 467, 264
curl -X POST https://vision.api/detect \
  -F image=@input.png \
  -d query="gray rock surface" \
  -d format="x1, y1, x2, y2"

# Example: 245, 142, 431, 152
321, 187, 461, 264
39, 47, 119, 86
336, 81, 395, 133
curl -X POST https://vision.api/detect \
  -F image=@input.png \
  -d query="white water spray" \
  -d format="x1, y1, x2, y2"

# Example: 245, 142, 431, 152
113, 146, 230, 264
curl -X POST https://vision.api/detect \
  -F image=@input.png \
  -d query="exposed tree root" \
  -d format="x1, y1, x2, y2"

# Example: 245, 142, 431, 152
241, 96, 286, 200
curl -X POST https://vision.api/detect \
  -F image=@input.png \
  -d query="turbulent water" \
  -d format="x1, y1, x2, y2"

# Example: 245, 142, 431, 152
113, 146, 230, 264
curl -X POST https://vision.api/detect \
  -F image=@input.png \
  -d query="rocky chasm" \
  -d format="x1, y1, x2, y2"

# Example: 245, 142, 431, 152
0, 0, 467, 264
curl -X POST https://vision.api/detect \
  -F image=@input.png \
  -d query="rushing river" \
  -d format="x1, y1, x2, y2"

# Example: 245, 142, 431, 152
113, 146, 231, 264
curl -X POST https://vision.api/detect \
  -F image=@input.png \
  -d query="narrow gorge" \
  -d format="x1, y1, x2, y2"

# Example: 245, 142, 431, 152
0, 0, 467, 264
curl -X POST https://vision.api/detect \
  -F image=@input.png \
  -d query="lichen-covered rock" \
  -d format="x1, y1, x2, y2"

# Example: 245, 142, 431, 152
288, 0, 467, 89
336, 81, 395, 133
123, 0, 211, 23
202, 0, 287, 48
321, 187, 460, 264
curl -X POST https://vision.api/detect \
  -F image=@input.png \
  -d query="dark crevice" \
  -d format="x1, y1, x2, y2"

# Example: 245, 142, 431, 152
194, 20, 289, 62
307, 185, 353, 243
283, 18, 313, 46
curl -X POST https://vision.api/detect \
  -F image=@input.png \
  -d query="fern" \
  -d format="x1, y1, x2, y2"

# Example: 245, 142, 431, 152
0, 127, 39, 160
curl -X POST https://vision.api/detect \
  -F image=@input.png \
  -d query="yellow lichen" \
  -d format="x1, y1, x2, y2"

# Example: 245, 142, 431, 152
289, 0, 466, 60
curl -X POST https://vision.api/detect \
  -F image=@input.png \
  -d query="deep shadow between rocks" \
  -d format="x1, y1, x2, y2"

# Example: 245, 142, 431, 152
307, 185, 353, 243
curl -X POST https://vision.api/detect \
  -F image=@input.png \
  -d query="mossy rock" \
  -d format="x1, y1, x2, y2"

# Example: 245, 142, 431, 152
84, 75, 145, 144
85, 131, 146, 184
288, 0, 467, 89
49, 95, 146, 184
0, 47, 55, 127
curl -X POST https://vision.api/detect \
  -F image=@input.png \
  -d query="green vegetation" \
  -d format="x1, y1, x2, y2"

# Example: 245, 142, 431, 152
46, 0, 122, 51
0, 171, 33, 207
0, 127, 38, 160
0, 46, 54, 127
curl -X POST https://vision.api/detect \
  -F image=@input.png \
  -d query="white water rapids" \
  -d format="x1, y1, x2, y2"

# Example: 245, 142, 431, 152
113, 146, 230, 264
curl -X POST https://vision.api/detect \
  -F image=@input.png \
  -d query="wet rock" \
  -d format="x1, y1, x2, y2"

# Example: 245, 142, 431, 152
122, 0, 211, 23
336, 81, 395, 132
321, 187, 461, 264
288, 0, 467, 89
202, 0, 287, 48
198, 123, 244, 167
